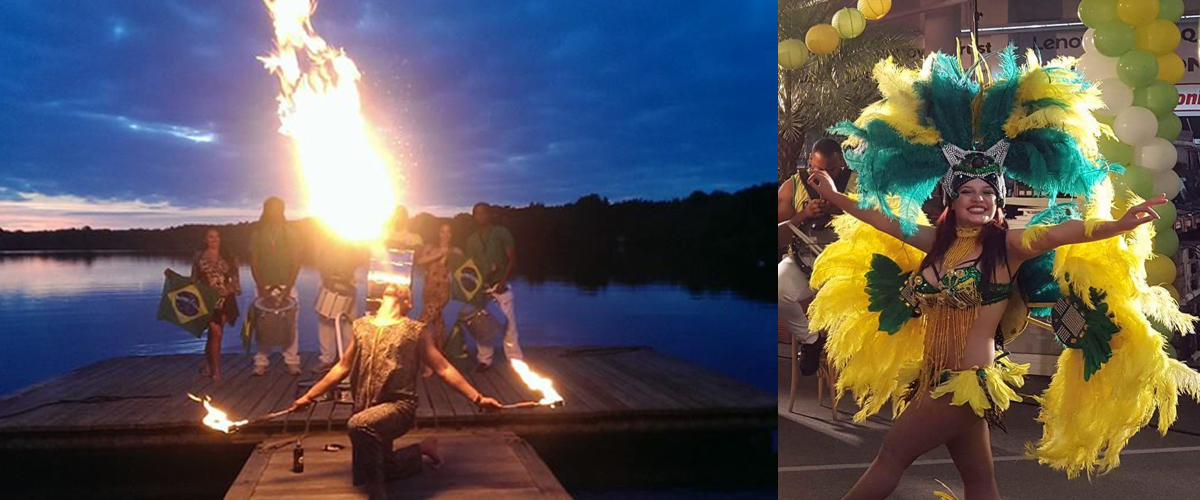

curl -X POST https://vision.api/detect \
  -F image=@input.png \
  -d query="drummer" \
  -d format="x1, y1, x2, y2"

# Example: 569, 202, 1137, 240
777, 139, 856, 375
314, 238, 369, 373
250, 197, 304, 376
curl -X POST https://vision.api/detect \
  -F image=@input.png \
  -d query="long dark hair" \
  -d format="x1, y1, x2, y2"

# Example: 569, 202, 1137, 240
200, 227, 237, 268
918, 207, 1009, 289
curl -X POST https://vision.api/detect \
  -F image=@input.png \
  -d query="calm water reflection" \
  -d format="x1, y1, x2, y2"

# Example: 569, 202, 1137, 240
0, 253, 773, 395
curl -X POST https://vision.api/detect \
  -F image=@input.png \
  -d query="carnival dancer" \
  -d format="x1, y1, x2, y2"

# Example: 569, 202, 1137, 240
807, 47, 1200, 499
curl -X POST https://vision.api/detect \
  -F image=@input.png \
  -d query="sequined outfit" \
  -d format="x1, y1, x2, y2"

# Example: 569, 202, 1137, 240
347, 317, 426, 486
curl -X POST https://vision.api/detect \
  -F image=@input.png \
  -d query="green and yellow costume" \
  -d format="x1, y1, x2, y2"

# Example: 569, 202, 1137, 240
809, 46, 1200, 479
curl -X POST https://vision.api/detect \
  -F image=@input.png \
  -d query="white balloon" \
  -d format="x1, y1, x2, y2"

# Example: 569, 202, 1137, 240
1082, 29, 1097, 53
1075, 51, 1118, 82
1137, 137, 1180, 172
1096, 78, 1133, 116
1114, 106, 1159, 146
1152, 169, 1183, 200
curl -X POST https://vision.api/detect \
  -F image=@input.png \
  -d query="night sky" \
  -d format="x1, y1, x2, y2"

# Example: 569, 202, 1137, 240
0, 0, 774, 230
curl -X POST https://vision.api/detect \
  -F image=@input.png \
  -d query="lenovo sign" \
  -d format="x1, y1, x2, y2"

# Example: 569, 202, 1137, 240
1177, 84, 1200, 116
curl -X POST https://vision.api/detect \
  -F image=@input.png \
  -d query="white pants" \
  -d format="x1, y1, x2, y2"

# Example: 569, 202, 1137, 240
778, 254, 818, 345
254, 288, 301, 368
470, 288, 523, 365
317, 301, 358, 364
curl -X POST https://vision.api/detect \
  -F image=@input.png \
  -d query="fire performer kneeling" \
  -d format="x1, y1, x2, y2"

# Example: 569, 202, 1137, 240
288, 283, 502, 498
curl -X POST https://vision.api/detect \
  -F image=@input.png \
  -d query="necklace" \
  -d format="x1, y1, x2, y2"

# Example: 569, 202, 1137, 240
943, 226, 981, 269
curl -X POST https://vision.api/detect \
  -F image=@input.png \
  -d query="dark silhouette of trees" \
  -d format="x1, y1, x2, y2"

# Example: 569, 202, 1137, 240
0, 184, 774, 301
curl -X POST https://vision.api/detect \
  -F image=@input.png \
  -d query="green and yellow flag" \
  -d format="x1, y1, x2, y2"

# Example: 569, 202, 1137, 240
449, 255, 484, 304
157, 269, 219, 337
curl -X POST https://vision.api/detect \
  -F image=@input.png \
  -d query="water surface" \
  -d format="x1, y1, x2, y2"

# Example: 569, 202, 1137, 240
0, 253, 774, 395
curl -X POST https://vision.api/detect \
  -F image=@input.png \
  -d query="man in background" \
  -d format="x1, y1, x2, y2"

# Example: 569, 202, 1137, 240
777, 138, 856, 375
461, 202, 523, 372
250, 196, 303, 376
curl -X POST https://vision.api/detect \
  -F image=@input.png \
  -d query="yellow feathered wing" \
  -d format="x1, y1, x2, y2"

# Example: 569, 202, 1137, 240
1029, 183, 1200, 479
808, 206, 929, 421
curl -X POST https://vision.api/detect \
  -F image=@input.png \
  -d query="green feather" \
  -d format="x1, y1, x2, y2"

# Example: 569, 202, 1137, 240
1058, 287, 1119, 381
866, 254, 916, 334
829, 120, 944, 236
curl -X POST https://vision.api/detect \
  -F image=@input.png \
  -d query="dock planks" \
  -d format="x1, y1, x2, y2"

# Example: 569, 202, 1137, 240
0, 346, 773, 448
225, 431, 571, 499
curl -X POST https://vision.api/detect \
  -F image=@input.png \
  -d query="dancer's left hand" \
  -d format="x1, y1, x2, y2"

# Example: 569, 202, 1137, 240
1117, 194, 1167, 231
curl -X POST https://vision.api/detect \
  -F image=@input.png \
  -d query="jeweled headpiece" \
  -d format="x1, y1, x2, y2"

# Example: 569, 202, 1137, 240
940, 140, 1009, 206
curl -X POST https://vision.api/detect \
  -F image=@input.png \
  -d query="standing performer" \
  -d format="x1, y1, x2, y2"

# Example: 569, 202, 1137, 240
807, 47, 1200, 499
290, 283, 502, 500
191, 227, 241, 380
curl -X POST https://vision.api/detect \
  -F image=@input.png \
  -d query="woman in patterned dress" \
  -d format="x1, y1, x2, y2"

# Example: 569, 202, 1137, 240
417, 223, 459, 351
191, 228, 241, 380
289, 284, 501, 499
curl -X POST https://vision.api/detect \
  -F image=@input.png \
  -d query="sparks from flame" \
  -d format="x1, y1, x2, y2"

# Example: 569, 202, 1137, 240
259, 0, 400, 243
510, 359, 564, 407
188, 393, 249, 433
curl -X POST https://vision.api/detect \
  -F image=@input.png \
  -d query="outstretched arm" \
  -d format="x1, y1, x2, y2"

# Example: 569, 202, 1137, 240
1010, 194, 1167, 260
289, 335, 357, 411
807, 169, 936, 253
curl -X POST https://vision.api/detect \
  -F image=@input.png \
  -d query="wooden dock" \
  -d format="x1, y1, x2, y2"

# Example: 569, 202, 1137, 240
0, 346, 773, 448
226, 430, 571, 500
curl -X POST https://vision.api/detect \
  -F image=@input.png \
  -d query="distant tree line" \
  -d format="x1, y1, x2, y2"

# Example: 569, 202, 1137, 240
0, 184, 774, 301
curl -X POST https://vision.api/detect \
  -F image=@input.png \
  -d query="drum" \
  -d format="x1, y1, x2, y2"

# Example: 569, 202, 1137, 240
314, 286, 355, 320
462, 308, 501, 343
254, 295, 298, 348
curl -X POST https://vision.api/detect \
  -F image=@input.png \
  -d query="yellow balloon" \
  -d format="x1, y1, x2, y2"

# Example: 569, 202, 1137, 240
1166, 284, 1181, 302
806, 24, 841, 55
833, 8, 867, 39
857, 0, 892, 21
1157, 53, 1185, 83
778, 38, 810, 70
1135, 19, 1181, 55
1145, 253, 1178, 285
1117, 0, 1159, 26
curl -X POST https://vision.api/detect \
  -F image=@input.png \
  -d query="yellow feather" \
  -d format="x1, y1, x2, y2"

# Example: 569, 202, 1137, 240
809, 201, 930, 421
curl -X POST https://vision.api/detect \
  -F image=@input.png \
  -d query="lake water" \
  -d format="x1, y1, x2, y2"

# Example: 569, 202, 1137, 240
0, 253, 775, 396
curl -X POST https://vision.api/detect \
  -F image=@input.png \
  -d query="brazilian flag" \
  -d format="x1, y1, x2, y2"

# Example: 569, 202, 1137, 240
449, 254, 484, 304
157, 269, 219, 337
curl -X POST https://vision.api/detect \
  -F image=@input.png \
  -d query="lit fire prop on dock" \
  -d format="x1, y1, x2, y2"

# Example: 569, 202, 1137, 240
509, 359, 564, 408
188, 394, 249, 433
259, 0, 400, 243
189, 394, 295, 433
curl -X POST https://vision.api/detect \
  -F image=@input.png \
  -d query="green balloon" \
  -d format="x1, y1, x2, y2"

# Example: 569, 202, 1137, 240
1157, 111, 1183, 140
1079, 0, 1119, 28
1111, 164, 1154, 198
1096, 113, 1116, 126
1165, 341, 1177, 358
1093, 21, 1135, 57
1154, 226, 1179, 255
1117, 49, 1160, 87
1157, 0, 1184, 21
1133, 81, 1180, 115
1153, 200, 1177, 234
1098, 136, 1134, 165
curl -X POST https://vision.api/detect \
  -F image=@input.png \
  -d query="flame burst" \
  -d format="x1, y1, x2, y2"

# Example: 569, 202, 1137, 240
188, 393, 249, 433
510, 359, 564, 407
259, 0, 399, 242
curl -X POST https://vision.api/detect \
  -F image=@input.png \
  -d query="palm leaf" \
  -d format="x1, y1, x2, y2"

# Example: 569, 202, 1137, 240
778, 0, 921, 183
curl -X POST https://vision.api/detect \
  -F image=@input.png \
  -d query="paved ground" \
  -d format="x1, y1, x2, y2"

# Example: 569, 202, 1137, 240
777, 351, 1200, 499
